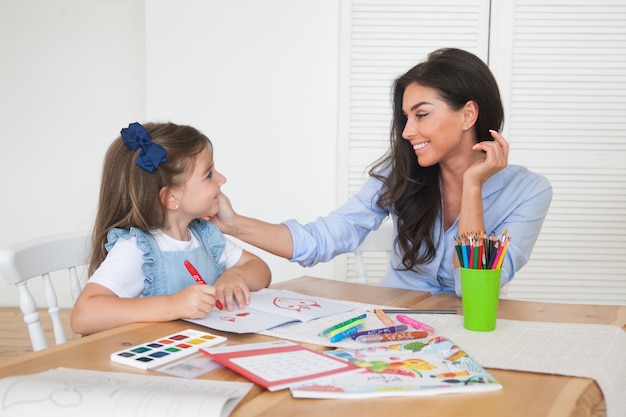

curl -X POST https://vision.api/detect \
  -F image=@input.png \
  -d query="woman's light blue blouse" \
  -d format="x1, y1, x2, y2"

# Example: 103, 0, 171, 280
284, 164, 552, 296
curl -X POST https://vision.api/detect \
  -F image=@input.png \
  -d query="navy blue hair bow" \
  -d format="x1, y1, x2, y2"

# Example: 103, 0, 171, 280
120, 122, 168, 173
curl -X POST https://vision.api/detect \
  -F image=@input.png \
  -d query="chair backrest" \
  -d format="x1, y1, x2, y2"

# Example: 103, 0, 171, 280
0, 231, 91, 351
353, 222, 394, 284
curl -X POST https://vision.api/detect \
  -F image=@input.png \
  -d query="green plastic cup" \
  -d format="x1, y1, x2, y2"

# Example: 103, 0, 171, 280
460, 268, 502, 332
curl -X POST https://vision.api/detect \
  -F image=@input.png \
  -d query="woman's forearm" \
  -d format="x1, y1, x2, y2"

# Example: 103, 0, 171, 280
456, 181, 485, 268
228, 215, 294, 259
458, 181, 485, 234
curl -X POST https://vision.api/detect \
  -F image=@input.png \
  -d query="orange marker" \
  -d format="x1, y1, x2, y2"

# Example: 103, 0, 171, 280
355, 331, 429, 343
374, 308, 394, 327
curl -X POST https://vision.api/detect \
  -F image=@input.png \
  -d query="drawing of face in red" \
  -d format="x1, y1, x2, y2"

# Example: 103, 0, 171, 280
273, 297, 321, 312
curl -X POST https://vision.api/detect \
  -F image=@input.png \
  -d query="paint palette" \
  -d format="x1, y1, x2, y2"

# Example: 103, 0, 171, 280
110, 329, 227, 370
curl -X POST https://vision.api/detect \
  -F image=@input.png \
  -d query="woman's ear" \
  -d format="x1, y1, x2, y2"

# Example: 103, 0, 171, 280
159, 187, 179, 210
463, 100, 479, 130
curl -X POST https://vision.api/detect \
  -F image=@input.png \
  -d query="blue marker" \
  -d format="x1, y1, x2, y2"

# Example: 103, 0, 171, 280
329, 324, 362, 343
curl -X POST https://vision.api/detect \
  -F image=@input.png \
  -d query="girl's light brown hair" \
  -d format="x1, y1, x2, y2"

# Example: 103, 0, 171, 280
89, 122, 213, 275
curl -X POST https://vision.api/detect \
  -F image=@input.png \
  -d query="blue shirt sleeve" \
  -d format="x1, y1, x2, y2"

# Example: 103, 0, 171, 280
284, 174, 390, 267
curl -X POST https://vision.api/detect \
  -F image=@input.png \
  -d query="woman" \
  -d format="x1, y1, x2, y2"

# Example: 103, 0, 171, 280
211, 48, 552, 296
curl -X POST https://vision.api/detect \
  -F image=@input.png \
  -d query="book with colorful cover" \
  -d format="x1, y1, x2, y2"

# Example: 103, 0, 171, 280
201, 340, 363, 392
289, 336, 502, 398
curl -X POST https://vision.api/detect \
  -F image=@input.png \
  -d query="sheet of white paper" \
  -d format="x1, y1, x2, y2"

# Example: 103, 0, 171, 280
186, 289, 356, 333
0, 368, 252, 417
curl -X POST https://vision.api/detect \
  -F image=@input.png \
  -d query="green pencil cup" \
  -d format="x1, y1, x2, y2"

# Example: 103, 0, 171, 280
460, 268, 502, 332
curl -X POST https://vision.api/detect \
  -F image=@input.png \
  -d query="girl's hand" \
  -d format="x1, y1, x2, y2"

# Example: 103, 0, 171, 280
170, 284, 218, 319
215, 271, 251, 312
465, 130, 509, 185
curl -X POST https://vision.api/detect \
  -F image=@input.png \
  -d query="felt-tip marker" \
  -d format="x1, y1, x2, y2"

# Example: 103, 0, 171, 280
328, 319, 365, 338
319, 313, 367, 336
350, 325, 408, 340
355, 330, 429, 343
396, 314, 435, 333
329, 324, 362, 343
184, 260, 223, 310
374, 308, 394, 327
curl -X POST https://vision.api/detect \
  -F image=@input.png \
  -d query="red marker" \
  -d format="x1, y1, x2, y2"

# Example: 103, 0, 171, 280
183, 260, 223, 310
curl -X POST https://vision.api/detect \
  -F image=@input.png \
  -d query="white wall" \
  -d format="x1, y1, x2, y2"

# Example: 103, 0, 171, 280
144, 0, 341, 284
0, 0, 340, 307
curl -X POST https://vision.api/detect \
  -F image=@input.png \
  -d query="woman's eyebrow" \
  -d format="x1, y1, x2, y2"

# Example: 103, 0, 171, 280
409, 101, 432, 112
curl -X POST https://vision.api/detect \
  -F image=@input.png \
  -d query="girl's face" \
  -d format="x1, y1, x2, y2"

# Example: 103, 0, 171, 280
401, 82, 468, 167
178, 147, 226, 219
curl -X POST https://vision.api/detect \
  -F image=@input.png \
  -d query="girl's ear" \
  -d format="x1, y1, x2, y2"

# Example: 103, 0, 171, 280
159, 187, 179, 210
463, 100, 479, 130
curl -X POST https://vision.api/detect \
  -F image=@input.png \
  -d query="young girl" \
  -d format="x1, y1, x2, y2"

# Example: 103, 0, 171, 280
71, 122, 271, 335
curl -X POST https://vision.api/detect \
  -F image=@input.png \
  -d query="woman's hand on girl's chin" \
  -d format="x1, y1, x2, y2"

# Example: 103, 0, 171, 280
209, 192, 237, 233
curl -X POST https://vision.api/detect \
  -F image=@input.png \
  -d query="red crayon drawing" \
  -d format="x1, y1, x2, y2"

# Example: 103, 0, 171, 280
273, 297, 322, 312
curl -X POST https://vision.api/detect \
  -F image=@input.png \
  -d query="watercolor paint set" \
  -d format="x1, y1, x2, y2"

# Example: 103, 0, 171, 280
110, 328, 227, 370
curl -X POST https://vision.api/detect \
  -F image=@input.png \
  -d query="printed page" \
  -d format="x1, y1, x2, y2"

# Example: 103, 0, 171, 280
0, 367, 252, 417
290, 337, 501, 399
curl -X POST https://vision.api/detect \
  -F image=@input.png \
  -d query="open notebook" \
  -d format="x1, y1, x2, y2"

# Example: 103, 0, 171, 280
186, 289, 356, 333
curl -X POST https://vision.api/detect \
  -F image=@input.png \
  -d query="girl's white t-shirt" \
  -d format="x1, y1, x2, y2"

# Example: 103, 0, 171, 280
88, 230, 242, 298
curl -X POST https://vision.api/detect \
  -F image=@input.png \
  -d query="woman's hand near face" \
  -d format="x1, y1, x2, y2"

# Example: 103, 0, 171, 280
455, 130, 509, 259
464, 130, 509, 186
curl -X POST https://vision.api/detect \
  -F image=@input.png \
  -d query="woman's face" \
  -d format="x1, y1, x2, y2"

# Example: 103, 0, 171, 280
401, 82, 468, 167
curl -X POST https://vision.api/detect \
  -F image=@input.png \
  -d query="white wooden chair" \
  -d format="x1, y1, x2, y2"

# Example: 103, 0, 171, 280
0, 231, 90, 351
353, 222, 394, 284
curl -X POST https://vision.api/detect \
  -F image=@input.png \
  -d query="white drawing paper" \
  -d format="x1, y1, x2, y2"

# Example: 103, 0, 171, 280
186, 289, 356, 333
0, 367, 252, 417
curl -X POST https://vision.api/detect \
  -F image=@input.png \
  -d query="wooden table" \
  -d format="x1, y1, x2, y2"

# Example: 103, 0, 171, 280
0, 276, 623, 417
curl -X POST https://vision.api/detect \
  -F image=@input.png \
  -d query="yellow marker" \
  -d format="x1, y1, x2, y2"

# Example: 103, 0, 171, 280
327, 319, 366, 338
319, 313, 367, 336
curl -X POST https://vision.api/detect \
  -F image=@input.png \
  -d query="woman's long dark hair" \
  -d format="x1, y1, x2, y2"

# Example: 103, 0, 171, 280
370, 48, 504, 272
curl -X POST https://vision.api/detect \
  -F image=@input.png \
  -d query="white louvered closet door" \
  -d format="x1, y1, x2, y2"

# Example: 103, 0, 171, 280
336, 0, 491, 283
490, 0, 626, 305
337, 0, 626, 305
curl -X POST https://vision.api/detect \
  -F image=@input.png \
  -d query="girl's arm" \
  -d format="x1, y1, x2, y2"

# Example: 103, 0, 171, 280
70, 281, 218, 335
214, 249, 271, 312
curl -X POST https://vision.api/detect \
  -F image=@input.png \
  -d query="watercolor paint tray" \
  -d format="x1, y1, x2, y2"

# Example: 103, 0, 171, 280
110, 328, 227, 370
